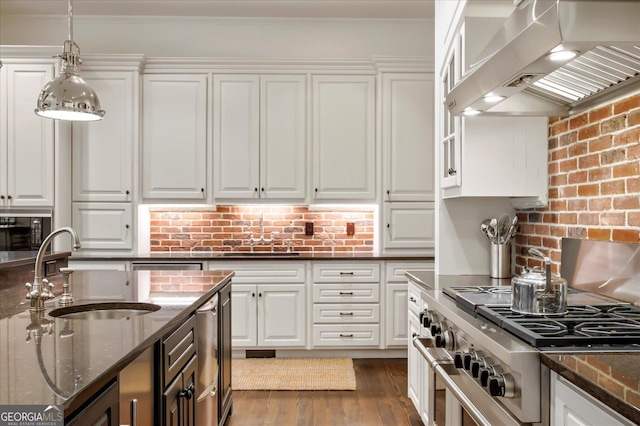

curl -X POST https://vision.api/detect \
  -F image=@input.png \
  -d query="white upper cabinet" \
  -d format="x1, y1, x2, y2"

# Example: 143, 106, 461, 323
382, 73, 434, 202
213, 74, 306, 200
312, 75, 375, 201
142, 74, 207, 200
73, 71, 136, 202
437, 14, 548, 203
0, 63, 55, 207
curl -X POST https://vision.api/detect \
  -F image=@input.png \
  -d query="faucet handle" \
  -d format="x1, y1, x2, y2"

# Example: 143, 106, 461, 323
41, 279, 55, 299
25, 282, 34, 299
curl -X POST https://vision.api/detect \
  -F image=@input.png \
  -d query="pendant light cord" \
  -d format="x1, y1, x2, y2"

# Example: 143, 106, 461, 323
68, 0, 73, 42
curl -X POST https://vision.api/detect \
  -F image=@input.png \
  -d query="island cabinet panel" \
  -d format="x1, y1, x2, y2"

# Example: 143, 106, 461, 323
162, 315, 197, 426
142, 74, 207, 200
66, 380, 119, 426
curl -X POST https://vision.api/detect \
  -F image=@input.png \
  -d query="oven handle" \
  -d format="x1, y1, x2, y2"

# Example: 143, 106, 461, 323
413, 336, 494, 426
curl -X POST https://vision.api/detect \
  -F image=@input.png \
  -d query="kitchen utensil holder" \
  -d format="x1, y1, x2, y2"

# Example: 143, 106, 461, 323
490, 243, 511, 278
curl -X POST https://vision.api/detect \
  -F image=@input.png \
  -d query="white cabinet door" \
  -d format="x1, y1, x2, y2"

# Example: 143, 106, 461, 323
440, 47, 462, 190
383, 202, 435, 251
73, 71, 136, 202
231, 284, 258, 348
213, 74, 260, 199
258, 284, 306, 347
72, 202, 133, 250
382, 73, 434, 202
213, 74, 306, 200
386, 283, 408, 347
443, 116, 547, 198
408, 312, 421, 411
0, 63, 55, 207
142, 74, 207, 200
312, 75, 375, 200
260, 75, 306, 200
551, 372, 634, 426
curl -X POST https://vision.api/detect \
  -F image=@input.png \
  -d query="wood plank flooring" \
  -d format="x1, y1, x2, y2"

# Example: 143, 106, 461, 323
226, 358, 422, 426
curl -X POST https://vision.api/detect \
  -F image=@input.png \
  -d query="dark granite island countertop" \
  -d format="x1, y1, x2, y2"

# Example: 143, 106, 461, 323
0, 251, 71, 270
0, 269, 233, 419
542, 353, 640, 424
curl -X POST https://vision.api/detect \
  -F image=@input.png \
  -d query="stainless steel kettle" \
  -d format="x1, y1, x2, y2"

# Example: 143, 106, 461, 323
511, 248, 567, 315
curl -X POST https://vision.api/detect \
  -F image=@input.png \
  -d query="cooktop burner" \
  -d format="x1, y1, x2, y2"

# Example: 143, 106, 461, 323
443, 286, 640, 349
477, 304, 640, 348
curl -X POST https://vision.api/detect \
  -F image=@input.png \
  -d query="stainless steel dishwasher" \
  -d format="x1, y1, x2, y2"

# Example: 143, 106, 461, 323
196, 293, 219, 425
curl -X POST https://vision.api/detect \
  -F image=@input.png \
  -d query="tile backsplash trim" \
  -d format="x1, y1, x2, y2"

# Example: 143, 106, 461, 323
149, 205, 374, 253
515, 91, 640, 274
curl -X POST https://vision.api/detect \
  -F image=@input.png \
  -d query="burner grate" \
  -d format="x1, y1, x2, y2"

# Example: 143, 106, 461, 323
575, 321, 640, 337
477, 304, 640, 347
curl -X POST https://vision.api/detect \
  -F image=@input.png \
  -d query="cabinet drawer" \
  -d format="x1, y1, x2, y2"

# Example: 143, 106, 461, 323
162, 315, 196, 386
313, 283, 379, 303
313, 263, 380, 283
209, 262, 306, 283
312, 324, 380, 347
385, 262, 434, 283
313, 303, 379, 323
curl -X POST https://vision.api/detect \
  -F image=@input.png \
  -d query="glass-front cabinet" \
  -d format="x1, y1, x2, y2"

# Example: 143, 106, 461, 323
440, 42, 461, 190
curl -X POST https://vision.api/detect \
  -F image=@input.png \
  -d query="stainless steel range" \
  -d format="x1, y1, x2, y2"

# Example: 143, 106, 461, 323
411, 239, 640, 426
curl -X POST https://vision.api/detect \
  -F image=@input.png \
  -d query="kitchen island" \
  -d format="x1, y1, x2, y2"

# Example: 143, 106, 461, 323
0, 269, 233, 424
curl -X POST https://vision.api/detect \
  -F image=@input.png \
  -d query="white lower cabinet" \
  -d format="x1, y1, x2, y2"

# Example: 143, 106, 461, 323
407, 308, 422, 409
551, 371, 634, 426
232, 283, 306, 348
312, 262, 381, 348
210, 262, 307, 349
385, 261, 433, 347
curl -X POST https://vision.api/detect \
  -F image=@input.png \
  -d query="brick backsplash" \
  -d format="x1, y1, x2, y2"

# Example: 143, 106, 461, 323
149, 205, 374, 253
515, 91, 640, 274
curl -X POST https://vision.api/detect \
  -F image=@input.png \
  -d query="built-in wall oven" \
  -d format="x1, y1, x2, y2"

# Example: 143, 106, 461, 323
0, 211, 52, 251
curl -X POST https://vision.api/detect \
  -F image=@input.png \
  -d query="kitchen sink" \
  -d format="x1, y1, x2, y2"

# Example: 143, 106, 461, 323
48, 302, 161, 320
218, 252, 301, 257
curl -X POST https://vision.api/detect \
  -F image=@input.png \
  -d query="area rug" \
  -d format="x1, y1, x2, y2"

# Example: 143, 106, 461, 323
232, 358, 357, 391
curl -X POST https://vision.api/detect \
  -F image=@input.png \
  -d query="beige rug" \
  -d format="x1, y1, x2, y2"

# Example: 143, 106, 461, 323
232, 358, 357, 391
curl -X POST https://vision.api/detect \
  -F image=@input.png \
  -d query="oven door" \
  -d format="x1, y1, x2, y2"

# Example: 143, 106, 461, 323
413, 337, 525, 426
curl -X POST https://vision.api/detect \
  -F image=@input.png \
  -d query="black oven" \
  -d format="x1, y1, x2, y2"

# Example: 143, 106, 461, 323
0, 213, 52, 251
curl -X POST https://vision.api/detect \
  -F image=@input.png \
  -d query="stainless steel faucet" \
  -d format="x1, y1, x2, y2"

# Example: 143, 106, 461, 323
26, 227, 81, 312
249, 212, 275, 252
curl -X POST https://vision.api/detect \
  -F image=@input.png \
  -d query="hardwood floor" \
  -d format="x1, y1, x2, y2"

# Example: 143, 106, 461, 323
226, 358, 422, 426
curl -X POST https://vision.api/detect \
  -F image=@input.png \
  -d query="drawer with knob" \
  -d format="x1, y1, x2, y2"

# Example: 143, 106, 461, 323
313, 303, 379, 323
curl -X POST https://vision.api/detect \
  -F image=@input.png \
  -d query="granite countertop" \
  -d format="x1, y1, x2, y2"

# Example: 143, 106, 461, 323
0, 251, 71, 270
0, 269, 233, 418
405, 270, 640, 424
404, 270, 512, 291
542, 353, 640, 424
71, 251, 435, 261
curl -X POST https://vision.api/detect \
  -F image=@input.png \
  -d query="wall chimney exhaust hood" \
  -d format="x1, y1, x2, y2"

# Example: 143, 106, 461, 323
447, 0, 640, 117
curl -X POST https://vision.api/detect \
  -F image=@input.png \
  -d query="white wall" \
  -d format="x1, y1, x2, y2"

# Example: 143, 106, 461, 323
0, 15, 433, 59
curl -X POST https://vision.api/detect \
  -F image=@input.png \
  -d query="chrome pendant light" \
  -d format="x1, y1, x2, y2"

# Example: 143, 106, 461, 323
35, 0, 105, 121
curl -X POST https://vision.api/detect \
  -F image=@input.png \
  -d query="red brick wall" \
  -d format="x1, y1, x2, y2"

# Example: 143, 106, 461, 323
149, 205, 374, 253
515, 91, 640, 275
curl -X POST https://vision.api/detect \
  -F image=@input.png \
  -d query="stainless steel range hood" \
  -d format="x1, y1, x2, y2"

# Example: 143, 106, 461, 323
446, 0, 640, 117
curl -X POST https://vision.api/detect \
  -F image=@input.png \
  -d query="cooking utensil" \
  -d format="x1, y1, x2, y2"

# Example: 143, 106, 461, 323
497, 214, 510, 243
489, 218, 498, 243
511, 248, 567, 315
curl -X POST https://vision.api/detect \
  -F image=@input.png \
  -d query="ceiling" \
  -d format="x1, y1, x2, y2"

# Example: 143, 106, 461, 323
0, 0, 435, 19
